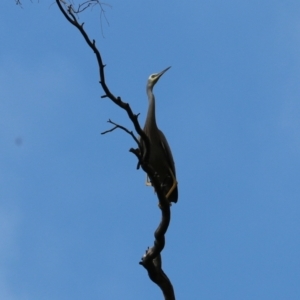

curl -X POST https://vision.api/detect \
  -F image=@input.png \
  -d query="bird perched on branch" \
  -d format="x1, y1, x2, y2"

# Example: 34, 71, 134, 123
142, 66, 178, 204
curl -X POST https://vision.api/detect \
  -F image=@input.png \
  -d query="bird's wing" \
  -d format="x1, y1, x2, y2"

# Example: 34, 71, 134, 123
158, 129, 176, 177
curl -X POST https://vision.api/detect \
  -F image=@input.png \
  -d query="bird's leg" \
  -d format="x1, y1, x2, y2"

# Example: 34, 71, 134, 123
165, 168, 178, 199
145, 175, 152, 186
146, 174, 160, 196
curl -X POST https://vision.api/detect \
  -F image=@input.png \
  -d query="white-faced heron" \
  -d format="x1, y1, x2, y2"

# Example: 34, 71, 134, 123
142, 66, 178, 203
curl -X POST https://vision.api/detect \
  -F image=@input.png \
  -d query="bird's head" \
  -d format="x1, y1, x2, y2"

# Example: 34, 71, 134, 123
147, 66, 171, 90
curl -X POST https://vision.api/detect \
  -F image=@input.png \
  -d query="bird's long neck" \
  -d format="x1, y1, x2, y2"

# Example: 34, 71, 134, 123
145, 86, 158, 130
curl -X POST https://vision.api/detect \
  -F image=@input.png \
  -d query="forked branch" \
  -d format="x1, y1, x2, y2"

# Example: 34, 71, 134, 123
101, 119, 141, 148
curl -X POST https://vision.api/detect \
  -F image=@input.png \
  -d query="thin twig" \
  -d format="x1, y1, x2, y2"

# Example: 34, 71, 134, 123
101, 119, 141, 148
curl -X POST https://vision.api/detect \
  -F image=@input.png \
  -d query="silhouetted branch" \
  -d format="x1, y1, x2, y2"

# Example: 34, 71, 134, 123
56, 0, 149, 151
71, 0, 100, 13
101, 119, 141, 148
55, 1, 176, 298
138, 163, 175, 299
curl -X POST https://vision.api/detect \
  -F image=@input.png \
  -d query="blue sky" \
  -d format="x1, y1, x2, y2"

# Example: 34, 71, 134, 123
1, 1, 300, 299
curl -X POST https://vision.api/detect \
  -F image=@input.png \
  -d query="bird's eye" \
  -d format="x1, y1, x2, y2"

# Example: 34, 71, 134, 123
151, 75, 156, 79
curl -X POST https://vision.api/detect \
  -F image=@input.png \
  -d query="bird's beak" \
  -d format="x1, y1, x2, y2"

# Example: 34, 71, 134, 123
157, 66, 171, 79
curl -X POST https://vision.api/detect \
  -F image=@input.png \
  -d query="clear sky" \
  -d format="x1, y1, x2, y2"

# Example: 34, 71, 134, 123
1, 1, 300, 299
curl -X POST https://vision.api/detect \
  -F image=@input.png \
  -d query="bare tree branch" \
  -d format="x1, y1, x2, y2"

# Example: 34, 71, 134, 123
56, 0, 148, 148
101, 119, 141, 148
57, 0, 110, 36
15, 0, 23, 6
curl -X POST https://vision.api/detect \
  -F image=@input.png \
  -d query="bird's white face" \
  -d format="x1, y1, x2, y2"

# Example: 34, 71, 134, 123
148, 73, 160, 86
147, 67, 171, 88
